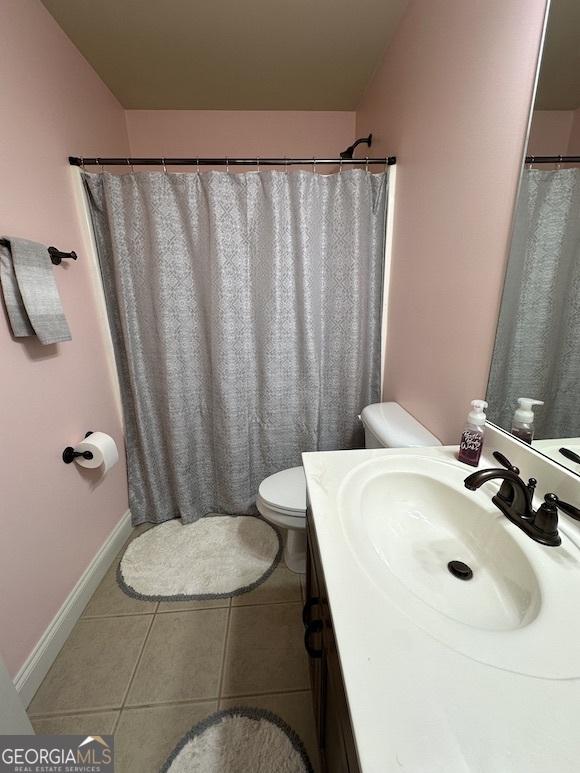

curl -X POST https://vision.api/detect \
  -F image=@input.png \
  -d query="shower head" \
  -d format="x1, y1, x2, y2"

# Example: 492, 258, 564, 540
340, 133, 373, 160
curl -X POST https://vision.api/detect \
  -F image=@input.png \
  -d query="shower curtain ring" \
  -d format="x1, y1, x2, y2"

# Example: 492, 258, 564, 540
96, 158, 102, 174
365, 156, 369, 173
80, 157, 85, 172
285, 157, 288, 174
162, 158, 167, 174
126, 158, 135, 174
257, 158, 260, 172
312, 157, 316, 173
557, 155, 562, 170
226, 157, 229, 173
196, 158, 200, 173
339, 158, 343, 174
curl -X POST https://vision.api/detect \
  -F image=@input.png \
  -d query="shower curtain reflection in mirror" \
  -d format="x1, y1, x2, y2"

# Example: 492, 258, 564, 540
487, 168, 580, 439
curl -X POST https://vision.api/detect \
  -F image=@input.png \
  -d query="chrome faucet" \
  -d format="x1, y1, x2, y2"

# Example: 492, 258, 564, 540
464, 464, 561, 547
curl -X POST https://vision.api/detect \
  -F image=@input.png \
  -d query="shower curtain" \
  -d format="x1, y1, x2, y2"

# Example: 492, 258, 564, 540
84, 169, 388, 524
487, 168, 580, 439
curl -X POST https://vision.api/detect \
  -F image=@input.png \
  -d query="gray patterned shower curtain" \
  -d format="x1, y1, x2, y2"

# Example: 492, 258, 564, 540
84, 169, 388, 524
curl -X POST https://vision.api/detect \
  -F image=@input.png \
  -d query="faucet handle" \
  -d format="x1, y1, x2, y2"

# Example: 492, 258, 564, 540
493, 451, 519, 475
555, 498, 580, 522
527, 477, 537, 497
533, 493, 560, 541
559, 447, 580, 466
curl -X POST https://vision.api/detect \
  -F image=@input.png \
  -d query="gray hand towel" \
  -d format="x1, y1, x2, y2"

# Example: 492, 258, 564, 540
0, 237, 71, 344
0, 239, 35, 337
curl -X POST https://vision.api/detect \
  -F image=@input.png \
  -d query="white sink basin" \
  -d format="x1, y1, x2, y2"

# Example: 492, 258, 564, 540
338, 455, 580, 678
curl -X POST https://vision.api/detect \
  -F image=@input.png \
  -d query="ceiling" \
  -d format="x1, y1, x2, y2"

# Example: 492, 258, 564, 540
535, 0, 580, 111
41, 0, 407, 110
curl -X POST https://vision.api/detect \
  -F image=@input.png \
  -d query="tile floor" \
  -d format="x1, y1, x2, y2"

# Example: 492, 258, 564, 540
28, 525, 319, 772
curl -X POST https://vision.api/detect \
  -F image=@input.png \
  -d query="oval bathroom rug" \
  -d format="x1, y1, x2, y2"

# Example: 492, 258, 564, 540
161, 707, 314, 773
118, 515, 282, 601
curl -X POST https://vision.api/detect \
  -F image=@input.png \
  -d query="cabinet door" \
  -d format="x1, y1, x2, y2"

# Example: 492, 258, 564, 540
307, 511, 362, 773
305, 535, 324, 738
321, 656, 351, 773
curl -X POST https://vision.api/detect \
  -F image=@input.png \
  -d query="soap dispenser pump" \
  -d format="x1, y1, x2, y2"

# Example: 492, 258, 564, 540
511, 398, 544, 444
458, 399, 488, 467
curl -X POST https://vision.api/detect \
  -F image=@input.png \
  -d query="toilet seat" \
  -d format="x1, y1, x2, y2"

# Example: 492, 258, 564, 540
258, 466, 306, 516
256, 496, 306, 530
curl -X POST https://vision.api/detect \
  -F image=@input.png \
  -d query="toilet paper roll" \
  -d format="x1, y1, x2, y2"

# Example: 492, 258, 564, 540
74, 431, 119, 473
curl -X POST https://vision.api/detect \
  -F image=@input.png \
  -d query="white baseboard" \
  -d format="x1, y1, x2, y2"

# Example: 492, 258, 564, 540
15, 510, 132, 707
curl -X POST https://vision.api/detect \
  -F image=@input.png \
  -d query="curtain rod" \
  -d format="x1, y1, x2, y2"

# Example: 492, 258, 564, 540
525, 155, 580, 164
69, 156, 396, 168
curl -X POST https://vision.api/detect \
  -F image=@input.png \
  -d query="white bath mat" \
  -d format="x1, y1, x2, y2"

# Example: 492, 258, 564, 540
118, 515, 282, 601
161, 707, 313, 773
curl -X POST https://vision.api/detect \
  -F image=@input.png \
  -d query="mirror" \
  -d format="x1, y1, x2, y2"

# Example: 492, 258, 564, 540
486, 0, 580, 475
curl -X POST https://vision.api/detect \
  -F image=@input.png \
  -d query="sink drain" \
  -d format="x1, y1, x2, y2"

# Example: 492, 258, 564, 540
447, 560, 473, 581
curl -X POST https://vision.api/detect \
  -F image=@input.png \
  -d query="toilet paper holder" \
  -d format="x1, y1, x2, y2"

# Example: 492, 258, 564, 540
62, 431, 94, 465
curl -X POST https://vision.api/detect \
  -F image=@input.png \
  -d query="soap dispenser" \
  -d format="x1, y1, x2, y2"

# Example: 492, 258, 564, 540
511, 398, 544, 444
458, 400, 488, 467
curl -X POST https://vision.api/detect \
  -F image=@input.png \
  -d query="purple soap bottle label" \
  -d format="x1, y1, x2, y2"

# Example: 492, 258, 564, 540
459, 429, 483, 466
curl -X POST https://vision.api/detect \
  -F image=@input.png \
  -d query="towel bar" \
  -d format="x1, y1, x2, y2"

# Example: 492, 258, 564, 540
0, 239, 77, 266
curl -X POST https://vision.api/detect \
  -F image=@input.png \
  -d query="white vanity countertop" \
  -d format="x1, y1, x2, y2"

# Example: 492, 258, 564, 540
302, 444, 580, 773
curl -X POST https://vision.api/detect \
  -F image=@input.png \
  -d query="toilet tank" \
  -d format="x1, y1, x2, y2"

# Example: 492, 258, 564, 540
360, 402, 441, 448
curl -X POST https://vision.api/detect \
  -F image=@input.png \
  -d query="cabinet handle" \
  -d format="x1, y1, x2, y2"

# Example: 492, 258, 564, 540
302, 596, 320, 626
304, 619, 323, 658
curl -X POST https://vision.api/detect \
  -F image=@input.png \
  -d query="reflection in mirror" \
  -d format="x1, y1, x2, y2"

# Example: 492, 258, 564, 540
486, 0, 580, 475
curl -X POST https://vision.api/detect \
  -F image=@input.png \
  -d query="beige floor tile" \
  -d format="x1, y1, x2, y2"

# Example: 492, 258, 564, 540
221, 690, 320, 773
157, 597, 230, 613
126, 609, 228, 706
28, 616, 152, 715
115, 700, 217, 773
30, 710, 119, 736
222, 602, 309, 697
232, 565, 302, 606
82, 562, 158, 618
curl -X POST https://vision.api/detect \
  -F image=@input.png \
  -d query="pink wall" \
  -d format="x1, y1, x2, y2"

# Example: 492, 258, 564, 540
568, 109, 580, 154
528, 110, 574, 155
126, 110, 355, 164
356, 0, 548, 443
527, 109, 580, 155
0, 0, 130, 677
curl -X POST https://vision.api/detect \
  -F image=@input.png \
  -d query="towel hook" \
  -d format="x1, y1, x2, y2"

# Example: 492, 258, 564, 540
48, 246, 78, 266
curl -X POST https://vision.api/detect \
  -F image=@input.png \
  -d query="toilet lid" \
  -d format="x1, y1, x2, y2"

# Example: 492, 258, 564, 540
258, 466, 306, 514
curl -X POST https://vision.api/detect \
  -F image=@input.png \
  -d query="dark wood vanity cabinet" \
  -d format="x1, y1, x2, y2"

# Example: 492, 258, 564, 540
304, 509, 361, 773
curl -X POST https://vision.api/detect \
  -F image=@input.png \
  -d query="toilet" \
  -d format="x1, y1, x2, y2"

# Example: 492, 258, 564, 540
256, 402, 441, 573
